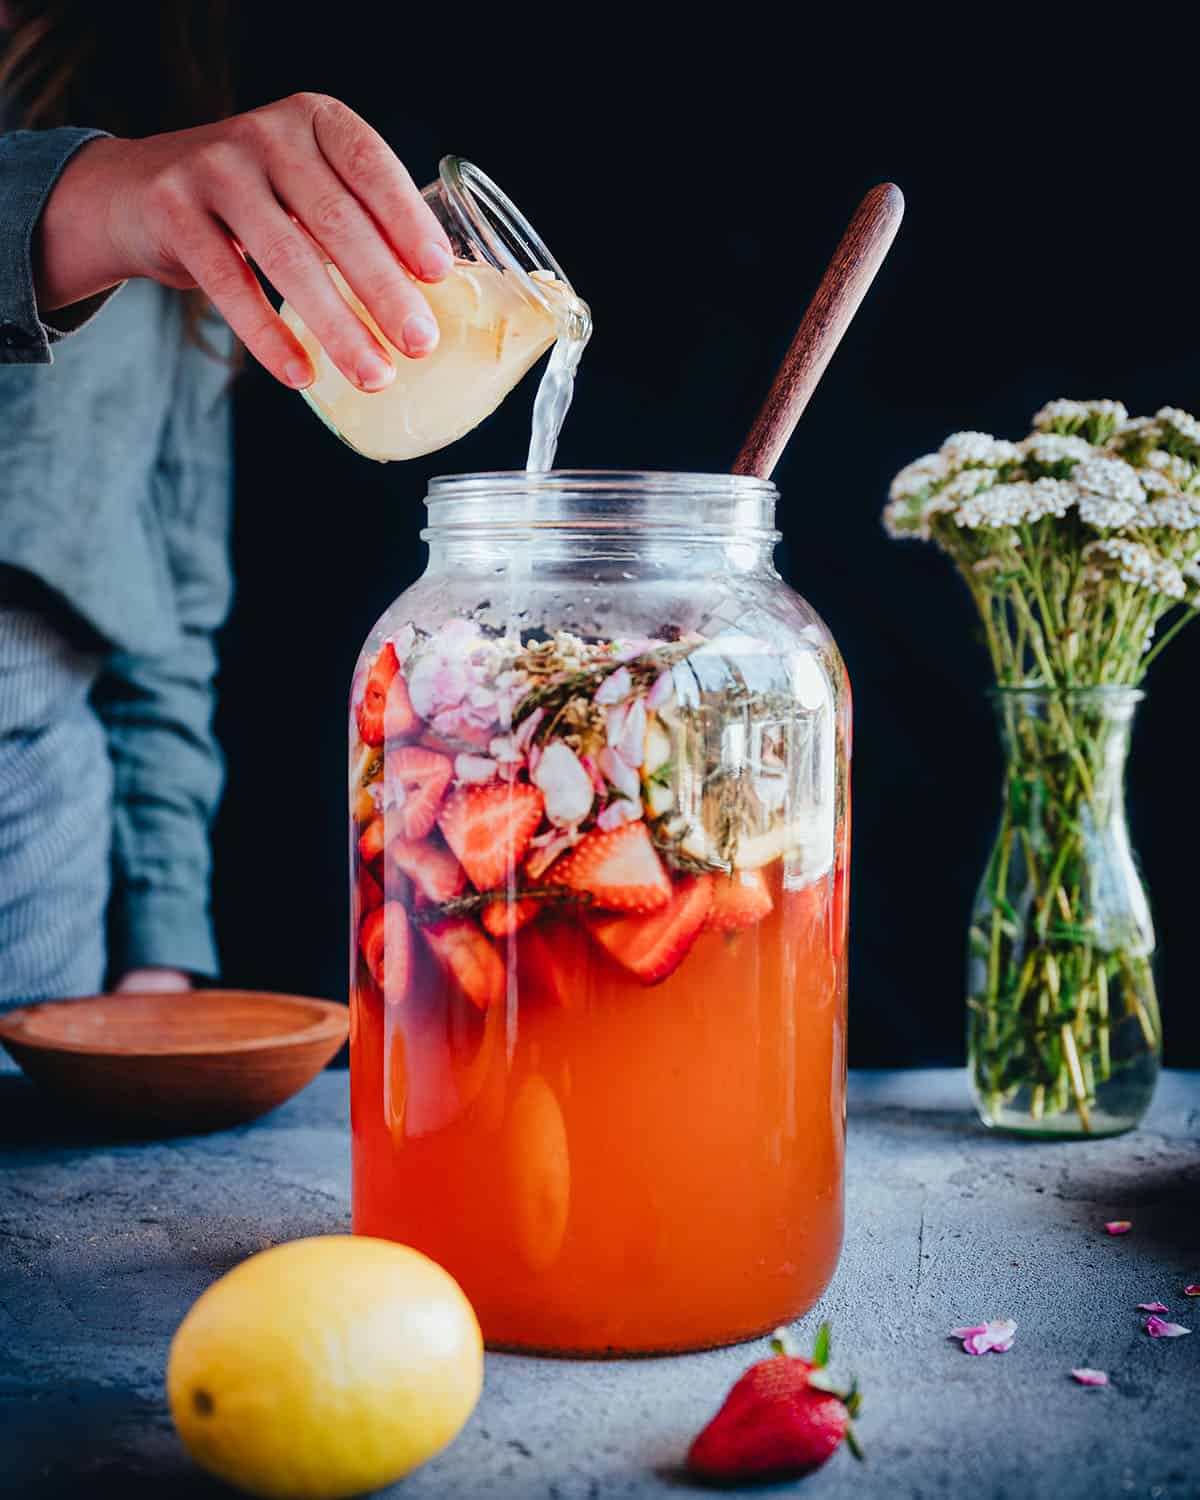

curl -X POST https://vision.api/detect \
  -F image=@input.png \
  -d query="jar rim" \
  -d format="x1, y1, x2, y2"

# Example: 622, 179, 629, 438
423, 470, 780, 539
438, 157, 578, 324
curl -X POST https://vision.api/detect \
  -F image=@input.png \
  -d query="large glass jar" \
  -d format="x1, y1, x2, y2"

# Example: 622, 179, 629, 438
348, 473, 851, 1354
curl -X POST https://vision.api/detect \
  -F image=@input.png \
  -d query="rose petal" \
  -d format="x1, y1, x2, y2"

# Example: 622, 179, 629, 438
1145, 1316, 1191, 1338
513, 708, 545, 755
580, 753, 608, 798
597, 798, 642, 831
598, 747, 641, 803
455, 754, 498, 784
595, 667, 633, 705
1185, 1285, 1200, 1298
532, 741, 594, 828
1071, 1368, 1108, 1387
614, 696, 647, 767
1137, 1302, 1169, 1314
646, 669, 675, 709
951, 1319, 1016, 1355
613, 637, 666, 663
1104, 1221, 1132, 1235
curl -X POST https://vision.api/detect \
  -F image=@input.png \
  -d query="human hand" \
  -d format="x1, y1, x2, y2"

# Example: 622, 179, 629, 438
115, 968, 193, 994
35, 94, 453, 390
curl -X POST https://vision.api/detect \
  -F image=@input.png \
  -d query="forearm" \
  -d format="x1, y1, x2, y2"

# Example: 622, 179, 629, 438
32, 134, 145, 313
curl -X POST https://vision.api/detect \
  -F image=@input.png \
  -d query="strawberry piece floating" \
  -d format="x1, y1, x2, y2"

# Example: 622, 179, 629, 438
546, 821, 671, 914
437, 782, 545, 892
423, 918, 506, 1011
482, 897, 541, 938
358, 816, 385, 865
389, 837, 467, 907
355, 642, 399, 746
587, 876, 712, 985
703, 869, 774, 932
384, 747, 454, 841
687, 1324, 862, 1484
516, 921, 590, 1008
383, 668, 421, 742
359, 902, 411, 1000
357, 866, 384, 916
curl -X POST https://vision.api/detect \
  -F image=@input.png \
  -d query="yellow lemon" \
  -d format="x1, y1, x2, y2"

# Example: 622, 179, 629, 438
167, 1236, 482, 1500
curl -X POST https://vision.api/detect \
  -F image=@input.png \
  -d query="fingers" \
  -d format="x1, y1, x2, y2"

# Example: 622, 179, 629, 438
161, 195, 317, 388
269, 151, 440, 359
306, 96, 453, 284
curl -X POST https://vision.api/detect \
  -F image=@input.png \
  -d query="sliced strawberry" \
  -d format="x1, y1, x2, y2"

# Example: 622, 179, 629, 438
384, 669, 421, 742
482, 896, 540, 938
516, 919, 590, 1007
357, 865, 384, 916
704, 869, 774, 932
356, 642, 398, 746
423, 918, 505, 1010
389, 837, 467, 906
546, 821, 671, 914
358, 816, 385, 864
588, 876, 713, 985
437, 782, 545, 892
359, 901, 411, 1000
418, 728, 461, 757
384, 747, 454, 840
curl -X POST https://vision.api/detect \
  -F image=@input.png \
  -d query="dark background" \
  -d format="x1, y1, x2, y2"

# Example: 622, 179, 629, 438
211, 23, 1200, 1067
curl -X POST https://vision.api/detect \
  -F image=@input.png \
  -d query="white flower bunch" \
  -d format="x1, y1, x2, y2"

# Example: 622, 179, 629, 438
885, 400, 1200, 685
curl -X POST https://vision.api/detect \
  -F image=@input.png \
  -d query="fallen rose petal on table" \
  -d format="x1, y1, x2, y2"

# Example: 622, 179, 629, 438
1070, 1368, 1109, 1387
1145, 1316, 1191, 1338
1137, 1302, 1169, 1313
1104, 1221, 1132, 1235
1185, 1285, 1200, 1298
950, 1319, 1016, 1354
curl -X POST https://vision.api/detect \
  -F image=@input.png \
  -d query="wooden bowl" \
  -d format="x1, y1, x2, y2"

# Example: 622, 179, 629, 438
0, 990, 348, 1134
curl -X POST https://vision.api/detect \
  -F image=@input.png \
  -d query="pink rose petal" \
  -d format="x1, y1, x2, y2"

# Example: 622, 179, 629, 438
595, 667, 633, 705
950, 1319, 1016, 1355
614, 696, 647, 767
1145, 1315, 1191, 1338
1137, 1302, 1169, 1313
1104, 1221, 1132, 1235
454, 754, 498, 784
597, 798, 641, 831
1070, 1368, 1108, 1387
1185, 1285, 1200, 1298
532, 741, 594, 827
580, 753, 608, 798
513, 709, 545, 755
646, 669, 675, 709
613, 636, 666, 663
598, 746, 642, 803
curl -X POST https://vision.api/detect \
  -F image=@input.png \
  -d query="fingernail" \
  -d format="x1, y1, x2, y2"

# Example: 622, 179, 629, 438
402, 313, 439, 356
357, 350, 395, 390
285, 356, 313, 389
419, 242, 453, 281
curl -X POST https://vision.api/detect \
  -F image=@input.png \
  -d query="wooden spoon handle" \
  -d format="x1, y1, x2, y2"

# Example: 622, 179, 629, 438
733, 182, 905, 480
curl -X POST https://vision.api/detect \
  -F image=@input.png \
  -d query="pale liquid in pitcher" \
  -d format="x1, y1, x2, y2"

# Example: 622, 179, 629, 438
281, 263, 589, 467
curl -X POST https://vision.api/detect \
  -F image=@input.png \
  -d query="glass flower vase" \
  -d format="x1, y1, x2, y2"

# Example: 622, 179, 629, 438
967, 688, 1161, 1138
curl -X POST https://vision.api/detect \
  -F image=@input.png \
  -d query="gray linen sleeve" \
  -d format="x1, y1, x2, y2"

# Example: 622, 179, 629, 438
0, 127, 120, 364
92, 320, 235, 979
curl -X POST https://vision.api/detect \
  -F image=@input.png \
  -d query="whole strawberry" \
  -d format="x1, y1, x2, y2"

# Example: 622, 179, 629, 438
686, 1324, 862, 1485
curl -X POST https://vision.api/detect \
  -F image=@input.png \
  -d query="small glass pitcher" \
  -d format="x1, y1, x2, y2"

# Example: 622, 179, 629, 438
280, 157, 590, 462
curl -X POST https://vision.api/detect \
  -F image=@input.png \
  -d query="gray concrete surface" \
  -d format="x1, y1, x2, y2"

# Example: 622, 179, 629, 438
0, 1068, 1197, 1499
